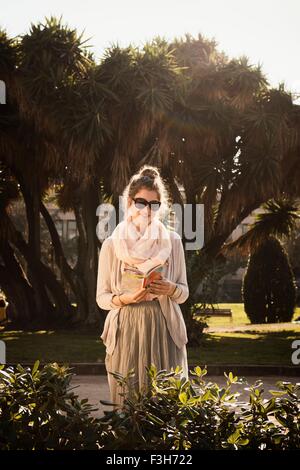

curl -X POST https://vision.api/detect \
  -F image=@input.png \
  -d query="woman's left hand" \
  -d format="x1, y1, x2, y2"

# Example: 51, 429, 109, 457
148, 276, 176, 296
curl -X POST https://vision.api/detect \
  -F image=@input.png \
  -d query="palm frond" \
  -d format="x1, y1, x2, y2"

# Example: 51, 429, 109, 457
221, 197, 300, 256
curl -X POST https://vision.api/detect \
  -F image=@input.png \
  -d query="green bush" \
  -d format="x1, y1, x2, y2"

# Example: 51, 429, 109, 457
243, 237, 297, 323
0, 361, 299, 450
0, 361, 102, 449
100, 365, 300, 450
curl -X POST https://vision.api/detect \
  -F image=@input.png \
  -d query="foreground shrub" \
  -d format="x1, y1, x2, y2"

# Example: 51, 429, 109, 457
0, 361, 299, 450
0, 361, 101, 449
100, 365, 300, 450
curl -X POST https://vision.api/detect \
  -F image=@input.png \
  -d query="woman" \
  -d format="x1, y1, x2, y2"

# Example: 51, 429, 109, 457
96, 165, 189, 408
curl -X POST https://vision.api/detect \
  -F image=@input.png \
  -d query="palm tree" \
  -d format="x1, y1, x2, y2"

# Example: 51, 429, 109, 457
13, 21, 186, 324
221, 197, 299, 322
1, 18, 300, 334
0, 19, 184, 325
0, 21, 95, 320
221, 198, 300, 257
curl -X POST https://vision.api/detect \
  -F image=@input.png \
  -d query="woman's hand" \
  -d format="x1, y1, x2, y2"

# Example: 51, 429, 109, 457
119, 287, 148, 305
148, 276, 176, 297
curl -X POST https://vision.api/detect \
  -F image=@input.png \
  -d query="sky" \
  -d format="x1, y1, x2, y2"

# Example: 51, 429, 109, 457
1, 0, 299, 97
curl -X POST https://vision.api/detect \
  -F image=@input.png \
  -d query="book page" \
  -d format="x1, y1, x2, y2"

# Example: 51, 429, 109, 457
120, 263, 164, 293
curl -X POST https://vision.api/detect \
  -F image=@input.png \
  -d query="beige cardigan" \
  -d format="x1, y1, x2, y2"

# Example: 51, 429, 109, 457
96, 229, 189, 355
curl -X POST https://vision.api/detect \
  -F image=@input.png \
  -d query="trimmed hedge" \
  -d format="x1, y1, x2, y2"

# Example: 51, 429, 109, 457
243, 237, 297, 323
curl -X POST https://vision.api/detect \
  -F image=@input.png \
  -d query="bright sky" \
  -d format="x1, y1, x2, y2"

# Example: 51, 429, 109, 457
1, 0, 299, 96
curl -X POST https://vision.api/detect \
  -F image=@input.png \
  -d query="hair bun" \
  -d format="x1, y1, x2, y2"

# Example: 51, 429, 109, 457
139, 167, 159, 180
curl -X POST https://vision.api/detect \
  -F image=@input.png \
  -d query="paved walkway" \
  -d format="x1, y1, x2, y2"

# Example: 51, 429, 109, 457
70, 374, 299, 418
204, 322, 300, 333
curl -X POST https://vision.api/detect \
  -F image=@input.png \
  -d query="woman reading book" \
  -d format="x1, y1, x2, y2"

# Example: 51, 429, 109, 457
96, 165, 189, 408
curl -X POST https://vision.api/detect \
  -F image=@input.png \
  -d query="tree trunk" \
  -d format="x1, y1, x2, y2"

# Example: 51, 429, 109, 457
80, 184, 102, 325
72, 183, 105, 327
0, 241, 36, 326
5, 212, 63, 326
40, 201, 86, 324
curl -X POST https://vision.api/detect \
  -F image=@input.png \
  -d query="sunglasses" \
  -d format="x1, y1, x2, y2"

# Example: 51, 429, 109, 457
132, 197, 161, 211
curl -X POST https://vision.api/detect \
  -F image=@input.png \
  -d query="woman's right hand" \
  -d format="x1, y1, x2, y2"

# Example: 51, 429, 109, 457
120, 287, 148, 305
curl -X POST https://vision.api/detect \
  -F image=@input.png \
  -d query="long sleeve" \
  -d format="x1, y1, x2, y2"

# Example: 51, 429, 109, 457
169, 234, 189, 304
96, 238, 118, 310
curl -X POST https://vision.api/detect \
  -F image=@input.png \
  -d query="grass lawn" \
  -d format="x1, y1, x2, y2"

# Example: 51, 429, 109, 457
188, 331, 299, 365
1, 304, 299, 365
0, 329, 106, 363
195, 303, 300, 328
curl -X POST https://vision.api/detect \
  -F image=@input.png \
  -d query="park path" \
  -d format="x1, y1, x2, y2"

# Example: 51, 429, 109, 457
204, 322, 300, 333
70, 374, 299, 418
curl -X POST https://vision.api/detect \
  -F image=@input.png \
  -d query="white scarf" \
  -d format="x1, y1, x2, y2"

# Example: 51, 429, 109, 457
111, 201, 172, 275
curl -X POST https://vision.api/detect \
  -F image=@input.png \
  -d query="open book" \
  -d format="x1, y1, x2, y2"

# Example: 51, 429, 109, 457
120, 262, 164, 293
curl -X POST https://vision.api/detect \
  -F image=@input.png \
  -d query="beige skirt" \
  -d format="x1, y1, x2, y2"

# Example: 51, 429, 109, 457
105, 299, 189, 409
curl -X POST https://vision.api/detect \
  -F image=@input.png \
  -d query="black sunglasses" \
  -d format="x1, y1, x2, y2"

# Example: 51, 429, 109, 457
132, 197, 161, 211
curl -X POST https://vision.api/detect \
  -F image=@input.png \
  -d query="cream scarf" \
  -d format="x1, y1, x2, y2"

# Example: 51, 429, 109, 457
111, 201, 172, 275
